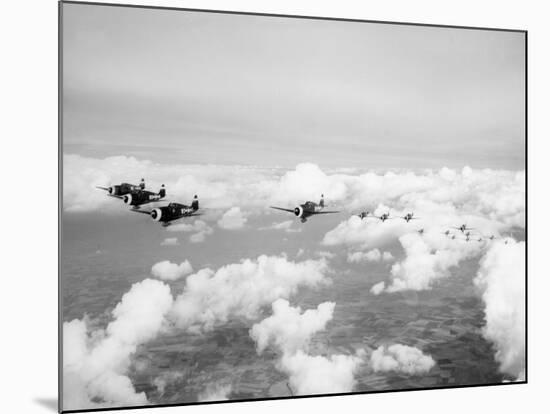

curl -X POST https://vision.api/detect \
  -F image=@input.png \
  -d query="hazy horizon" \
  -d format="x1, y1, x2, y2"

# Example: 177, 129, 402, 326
63, 3, 525, 170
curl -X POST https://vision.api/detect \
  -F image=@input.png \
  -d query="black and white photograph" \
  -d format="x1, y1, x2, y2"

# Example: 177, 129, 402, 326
60, 2, 526, 412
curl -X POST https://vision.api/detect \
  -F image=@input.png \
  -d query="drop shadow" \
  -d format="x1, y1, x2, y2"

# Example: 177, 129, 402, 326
34, 397, 58, 412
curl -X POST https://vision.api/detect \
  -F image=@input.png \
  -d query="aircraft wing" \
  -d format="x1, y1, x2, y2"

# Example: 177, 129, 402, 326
129, 209, 152, 215
270, 206, 295, 213
311, 210, 340, 214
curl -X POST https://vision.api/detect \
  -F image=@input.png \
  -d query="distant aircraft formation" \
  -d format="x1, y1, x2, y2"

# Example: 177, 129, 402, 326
97, 181, 513, 243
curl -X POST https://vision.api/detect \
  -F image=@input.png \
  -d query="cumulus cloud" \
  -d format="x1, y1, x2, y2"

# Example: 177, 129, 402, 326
217, 207, 247, 230
249, 299, 365, 396
250, 299, 335, 355
167, 220, 213, 243
370, 344, 436, 374
347, 248, 393, 263
385, 232, 480, 292
160, 237, 179, 246
370, 282, 385, 295
63, 279, 174, 410
63, 155, 524, 233
474, 239, 525, 380
151, 260, 193, 281
260, 220, 302, 233
197, 383, 232, 402
170, 255, 330, 333
280, 350, 365, 395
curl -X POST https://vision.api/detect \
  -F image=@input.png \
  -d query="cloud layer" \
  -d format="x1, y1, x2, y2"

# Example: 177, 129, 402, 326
64, 155, 525, 233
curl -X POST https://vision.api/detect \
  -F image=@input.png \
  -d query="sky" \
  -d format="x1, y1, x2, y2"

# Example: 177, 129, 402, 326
62, 3, 525, 169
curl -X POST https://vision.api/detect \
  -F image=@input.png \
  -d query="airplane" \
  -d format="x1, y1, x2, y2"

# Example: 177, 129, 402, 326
132, 195, 201, 226
270, 194, 339, 223
417, 228, 425, 235
442, 230, 457, 240
96, 178, 146, 197
401, 212, 419, 222
374, 212, 393, 222
452, 224, 475, 233
462, 231, 476, 242
122, 184, 166, 209
357, 211, 372, 220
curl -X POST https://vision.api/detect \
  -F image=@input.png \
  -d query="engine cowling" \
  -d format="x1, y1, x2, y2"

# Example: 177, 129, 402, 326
123, 193, 132, 205
294, 206, 304, 218
151, 208, 163, 222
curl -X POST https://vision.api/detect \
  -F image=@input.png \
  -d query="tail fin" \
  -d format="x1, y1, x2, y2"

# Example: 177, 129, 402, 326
191, 195, 199, 210
159, 184, 166, 198
139, 178, 145, 190
319, 194, 325, 208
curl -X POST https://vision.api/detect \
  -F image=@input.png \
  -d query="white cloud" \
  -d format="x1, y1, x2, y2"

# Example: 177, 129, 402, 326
217, 207, 247, 230
197, 383, 232, 402
160, 237, 179, 246
370, 344, 436, 374
170, 255, 330, 333
385, 232, 480, 292
63, 279, 174, 410
370, 282, 386, 295
260, 220, 302, 233
280, 350, 365, 395
151, 260, 193, 281
249, 298, 364, 396
250, 299, 335, 355
317, 251, 336, 260
166, 220, 213, 243
347, 248, 394, 264
474, 239, 525, 380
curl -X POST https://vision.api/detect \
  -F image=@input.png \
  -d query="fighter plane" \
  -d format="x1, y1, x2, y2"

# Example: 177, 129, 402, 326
401, 212, 419, 222
417, 228, 425, 235
132, 195, 201, 227
357, 211, 372, 220
122, 185, 166, 209
452, 224, 475, 233
442, 230, 457, 240
374, 212, 393, 222
462, 231, 476, 242
96, 178, 146, 197
270, 194, 339, 223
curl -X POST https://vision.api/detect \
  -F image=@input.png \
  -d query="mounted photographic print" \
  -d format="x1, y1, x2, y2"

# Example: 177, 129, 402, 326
60, 1, 527, 412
